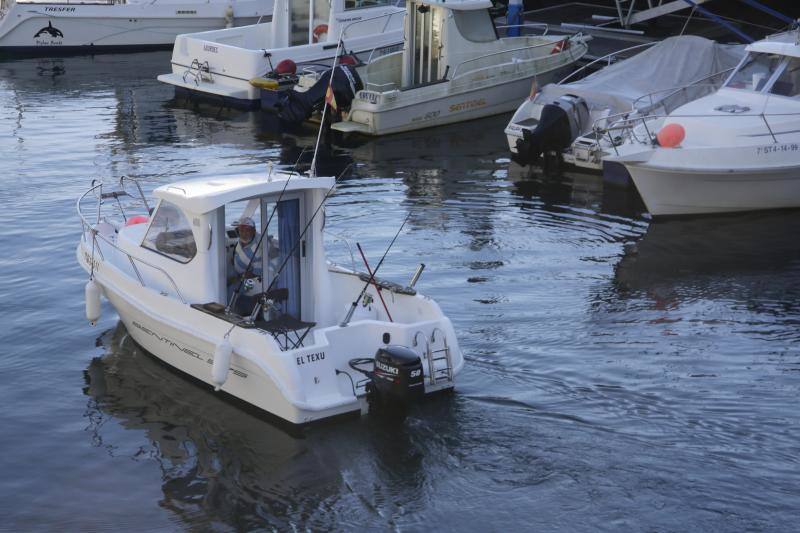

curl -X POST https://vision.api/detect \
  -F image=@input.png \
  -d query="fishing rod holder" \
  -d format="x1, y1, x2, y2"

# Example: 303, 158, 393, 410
409, 263, 425, 288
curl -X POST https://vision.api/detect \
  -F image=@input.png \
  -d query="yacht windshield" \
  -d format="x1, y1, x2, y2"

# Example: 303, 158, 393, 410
724, 52, 782, 92
767, 57, 800, 97
142, 200, 197, 263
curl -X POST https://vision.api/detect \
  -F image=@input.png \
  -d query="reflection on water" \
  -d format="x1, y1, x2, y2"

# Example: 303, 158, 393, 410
3, 51, 800, 531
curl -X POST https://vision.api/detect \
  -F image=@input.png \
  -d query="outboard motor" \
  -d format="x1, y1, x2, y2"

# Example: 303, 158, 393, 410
512, 94, 590, 167
349, 346, 424, 414
269, 63, 363, 125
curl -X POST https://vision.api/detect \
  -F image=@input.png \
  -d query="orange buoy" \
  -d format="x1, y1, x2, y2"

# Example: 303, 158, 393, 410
656, 123, 686, 148
125, 215, 149, 226
274, 58, 297, 75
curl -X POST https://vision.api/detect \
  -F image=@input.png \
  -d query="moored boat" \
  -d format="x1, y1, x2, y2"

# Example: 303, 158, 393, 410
316, 0, 590, 136
157, 0, 404, 109
605, 30, 800, 216
0, 0, 272, 56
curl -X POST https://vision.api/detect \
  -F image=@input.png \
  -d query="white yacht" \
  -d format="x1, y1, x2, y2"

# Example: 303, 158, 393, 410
605, 30, 800, 216
504, 35, 744, 171
157, 0, 404, 109
0, 0, 272, 55
77, 171, 462, 425
319, 0, 588, 136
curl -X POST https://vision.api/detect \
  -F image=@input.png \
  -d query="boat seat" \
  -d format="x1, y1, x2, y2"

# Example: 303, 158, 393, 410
258, 288, 315, 350
260, 315, 316, 351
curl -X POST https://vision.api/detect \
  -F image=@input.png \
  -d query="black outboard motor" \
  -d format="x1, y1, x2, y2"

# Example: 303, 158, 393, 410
349, 346, 424, 413
269, 64, 363, 125
512, 94, 589, 167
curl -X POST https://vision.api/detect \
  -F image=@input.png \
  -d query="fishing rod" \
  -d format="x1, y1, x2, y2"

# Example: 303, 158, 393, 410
340, 211, 411, 328
356, 242, 393, 322
310, 32, 344, 178
227, 148, 308, 314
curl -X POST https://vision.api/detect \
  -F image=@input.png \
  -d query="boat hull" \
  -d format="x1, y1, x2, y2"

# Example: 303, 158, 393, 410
621, 149, 800, 216
0, 1, 271, 55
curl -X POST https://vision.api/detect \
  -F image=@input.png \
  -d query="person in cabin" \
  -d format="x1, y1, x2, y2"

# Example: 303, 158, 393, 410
227, 217, 263, 314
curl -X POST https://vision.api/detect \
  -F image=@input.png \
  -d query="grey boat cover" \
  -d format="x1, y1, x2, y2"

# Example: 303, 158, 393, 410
535, 35, 745, 117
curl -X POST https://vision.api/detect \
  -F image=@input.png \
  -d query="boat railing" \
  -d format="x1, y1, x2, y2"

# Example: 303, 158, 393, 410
589, 68, 739, 146
557, 41, 657, 85
601, 110, 800, 155
494, 22, 550, 37
323, 230, 357, 272
340, 5, 404, 41
450, 33, 585, 82
77, 180, 187, 304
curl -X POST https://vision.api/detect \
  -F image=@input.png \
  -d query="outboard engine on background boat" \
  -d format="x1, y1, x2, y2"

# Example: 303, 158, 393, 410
512, 94, 590, 167
349, 345, 424, 413
265, 61, 363, 125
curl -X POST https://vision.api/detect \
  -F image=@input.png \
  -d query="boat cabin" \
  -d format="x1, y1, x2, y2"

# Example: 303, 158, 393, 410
115, 171, 333, 328
722, 32, 800, 98
265, 0, 399, 49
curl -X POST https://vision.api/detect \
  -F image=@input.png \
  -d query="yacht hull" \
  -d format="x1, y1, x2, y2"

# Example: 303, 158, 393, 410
336, 66, 573, 137
618, 148, 800, 216
0, 1, 271, 55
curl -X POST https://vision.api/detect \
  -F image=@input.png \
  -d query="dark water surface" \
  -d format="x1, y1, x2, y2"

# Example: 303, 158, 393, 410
2, 52, 800, 531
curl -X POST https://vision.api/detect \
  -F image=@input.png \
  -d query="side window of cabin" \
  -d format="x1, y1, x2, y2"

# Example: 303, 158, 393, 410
453, 10, 496, 43
142, 200, 197, 263
768, 58, 800, 98
344, 0, 396, 11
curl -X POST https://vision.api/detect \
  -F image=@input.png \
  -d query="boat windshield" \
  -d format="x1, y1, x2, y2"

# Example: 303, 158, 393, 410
724, 52, 800, 97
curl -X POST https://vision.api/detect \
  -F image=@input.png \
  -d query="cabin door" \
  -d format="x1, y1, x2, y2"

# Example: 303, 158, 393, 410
410, 4, 443, 86
262, 196, 303, 320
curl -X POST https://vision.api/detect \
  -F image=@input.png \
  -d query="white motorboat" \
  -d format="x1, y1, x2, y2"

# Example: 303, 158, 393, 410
0, 0, 272, 55
605, 30, 800, 216
504, 35, 744, 171
319, 0, 588, 136
157, 0, 404, 109
76, 170, 462, 425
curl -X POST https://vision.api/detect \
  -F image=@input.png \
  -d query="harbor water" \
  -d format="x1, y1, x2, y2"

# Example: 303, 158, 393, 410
1, 52, 799, 530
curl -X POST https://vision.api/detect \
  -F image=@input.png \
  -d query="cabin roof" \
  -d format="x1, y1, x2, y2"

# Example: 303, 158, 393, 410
747, 31, 800, 59
416, 0, 492, 11
154, 170, 335, 214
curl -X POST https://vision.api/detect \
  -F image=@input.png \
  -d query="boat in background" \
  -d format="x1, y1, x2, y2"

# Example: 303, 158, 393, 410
605, 30, 800, 216
319, 0, 589, 136
505, 35, 745, 172
0, 0, 272, 56
157, 0, 404, 109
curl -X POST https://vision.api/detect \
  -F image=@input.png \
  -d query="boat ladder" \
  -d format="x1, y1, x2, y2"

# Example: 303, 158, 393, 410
413, 328, 453, 386
183, 59, 213, 86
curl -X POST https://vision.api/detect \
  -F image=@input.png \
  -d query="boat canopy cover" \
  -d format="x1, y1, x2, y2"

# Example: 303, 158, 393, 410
154, 172, 334, 214
535, 35, 745, 118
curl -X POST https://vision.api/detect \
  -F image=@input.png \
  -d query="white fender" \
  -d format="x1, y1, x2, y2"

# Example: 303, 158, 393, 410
224, 5, 234, 28
212, 338, 233, 391
85, 279, 101, 325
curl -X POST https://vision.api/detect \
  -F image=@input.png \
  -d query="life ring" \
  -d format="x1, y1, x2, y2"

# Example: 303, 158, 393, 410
312, 24, 328, 43
551, 39, 570, 54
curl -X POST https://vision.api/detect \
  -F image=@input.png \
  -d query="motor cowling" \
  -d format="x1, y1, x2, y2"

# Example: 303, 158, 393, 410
512, 94, 589, 167
370, 345, 425, 405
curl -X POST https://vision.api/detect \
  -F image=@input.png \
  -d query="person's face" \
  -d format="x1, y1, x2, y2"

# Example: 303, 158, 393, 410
238, 225, 255, 244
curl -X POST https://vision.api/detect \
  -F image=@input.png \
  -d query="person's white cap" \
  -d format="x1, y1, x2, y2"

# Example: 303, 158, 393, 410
235, 217, 256, 228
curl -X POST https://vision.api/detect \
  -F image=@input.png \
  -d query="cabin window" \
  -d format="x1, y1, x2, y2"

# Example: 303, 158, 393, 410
767, 57, 800, 98
724, 52, 782, 92
142, 200, 197, 263
344, 0, 396, 11
452, 9, 496, 43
